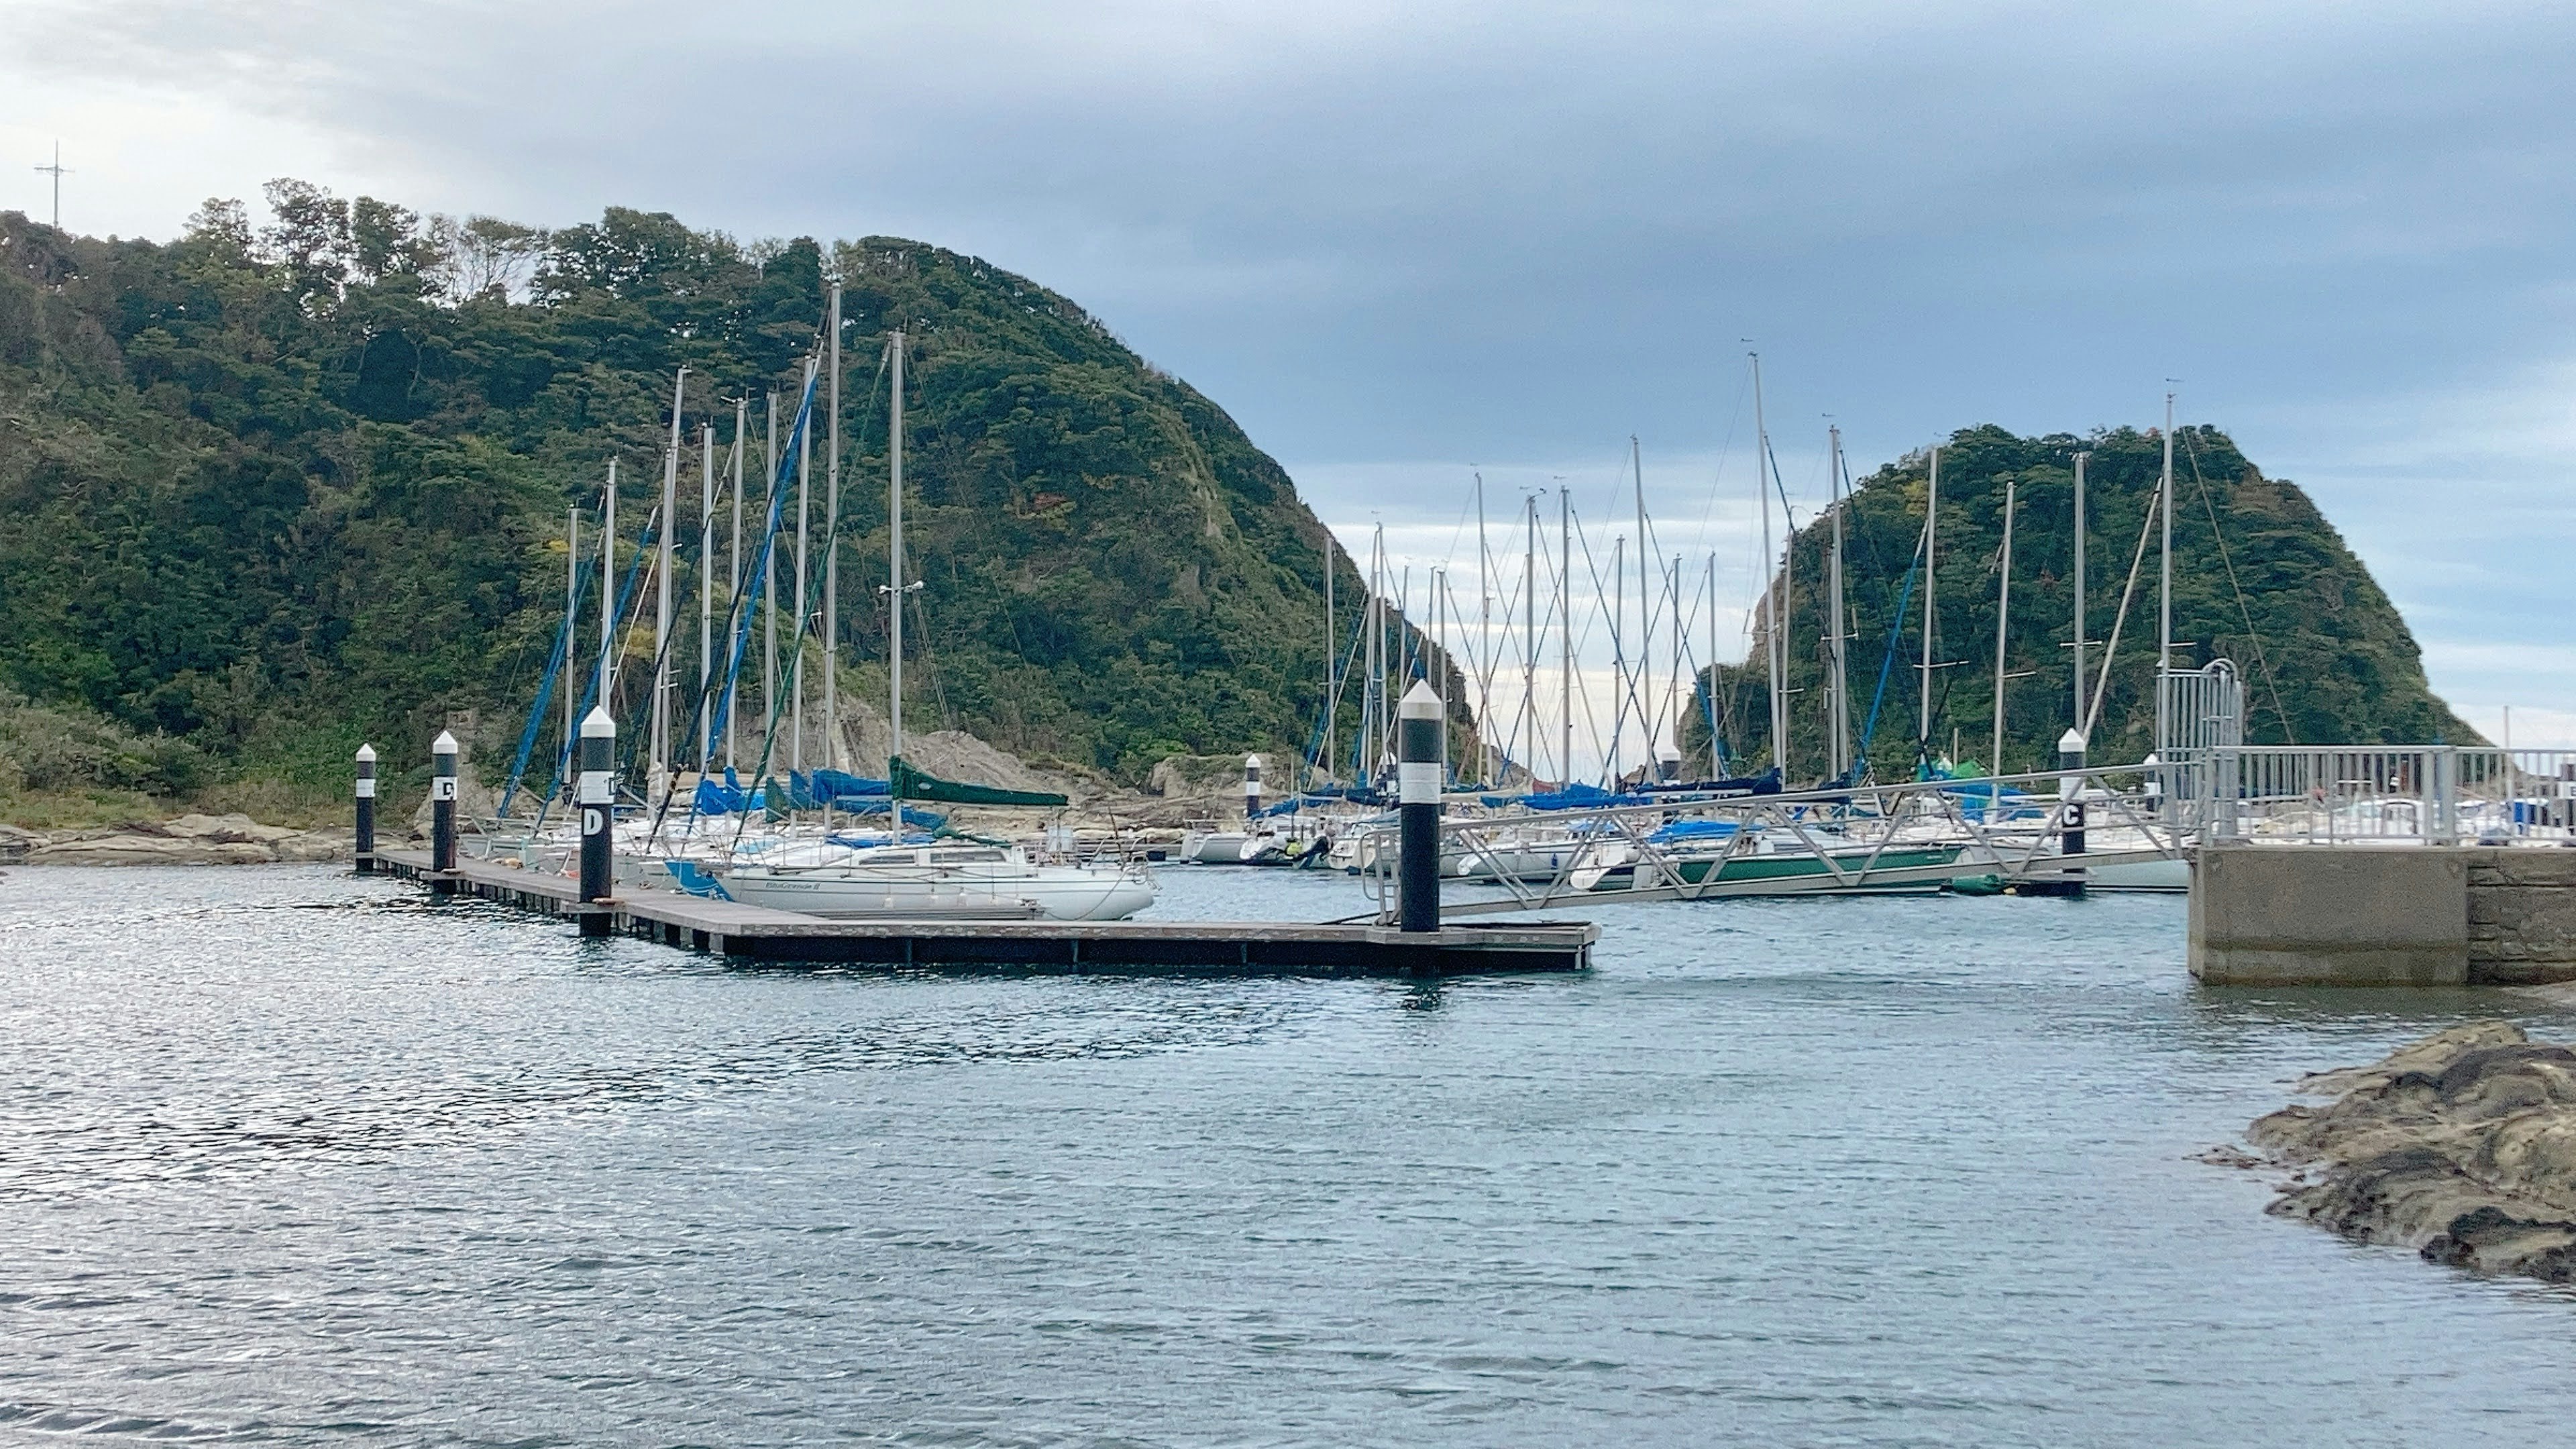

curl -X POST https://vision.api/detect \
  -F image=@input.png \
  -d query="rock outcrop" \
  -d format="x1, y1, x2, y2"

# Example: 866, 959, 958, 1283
15, 813, 352, 866
2248, 1022, 2576, 1281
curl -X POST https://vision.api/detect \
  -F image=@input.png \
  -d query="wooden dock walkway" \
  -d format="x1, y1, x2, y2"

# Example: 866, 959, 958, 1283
371, 849, 1595, 975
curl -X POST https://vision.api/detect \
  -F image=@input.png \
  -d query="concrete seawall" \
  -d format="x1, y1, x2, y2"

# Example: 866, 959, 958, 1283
2192, 845, 2576, 986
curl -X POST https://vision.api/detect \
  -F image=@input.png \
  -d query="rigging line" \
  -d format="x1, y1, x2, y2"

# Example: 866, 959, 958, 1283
2082, 475, 2164, 743
1694, 368, 1752, 541
1856, 519, 1927, 765
2179, 428, 2296, 743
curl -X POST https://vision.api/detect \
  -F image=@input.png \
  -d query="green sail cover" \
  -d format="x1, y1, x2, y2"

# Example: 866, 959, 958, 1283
889, 755, 1069, 808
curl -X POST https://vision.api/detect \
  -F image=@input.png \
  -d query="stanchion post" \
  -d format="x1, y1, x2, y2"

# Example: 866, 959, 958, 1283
1397, 682, 1442, 935
354, 743, 377, 873
430, 731, 459, 877
578, 706, 615, 935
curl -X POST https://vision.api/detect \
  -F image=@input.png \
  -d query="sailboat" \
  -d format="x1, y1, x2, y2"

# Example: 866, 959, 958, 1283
710, 325, 1158, 922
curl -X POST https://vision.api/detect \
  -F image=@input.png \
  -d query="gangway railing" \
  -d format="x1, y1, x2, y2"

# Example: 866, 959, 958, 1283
1358, 763, 2190, 920
2194, 746, 2576, 846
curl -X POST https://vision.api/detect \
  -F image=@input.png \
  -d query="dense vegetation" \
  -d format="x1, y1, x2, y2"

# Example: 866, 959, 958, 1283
1688, 424, 2477, 778
0, 186, 1470, 810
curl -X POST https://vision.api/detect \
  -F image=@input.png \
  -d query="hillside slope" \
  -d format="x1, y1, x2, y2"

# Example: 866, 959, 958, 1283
0, 189, 1460, 806
1693, 424, 2475, 777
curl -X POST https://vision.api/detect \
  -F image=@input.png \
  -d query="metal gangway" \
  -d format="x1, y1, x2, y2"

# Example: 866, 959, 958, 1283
1356, 763, 2192, 920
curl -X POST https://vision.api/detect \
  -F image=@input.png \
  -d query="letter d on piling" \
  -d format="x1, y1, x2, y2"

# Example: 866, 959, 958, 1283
430, 731, 459, 877
578, 706, 615, 934
1397, 681, 1444, 936
354, 743, 377, 873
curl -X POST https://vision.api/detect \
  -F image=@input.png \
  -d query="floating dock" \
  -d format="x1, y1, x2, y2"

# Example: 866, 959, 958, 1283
371, 849, 1595, 975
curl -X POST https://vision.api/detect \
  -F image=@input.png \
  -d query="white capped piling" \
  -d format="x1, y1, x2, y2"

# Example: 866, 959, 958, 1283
578, 706, 615, 933
1398, 680, 1443, 934
2059, 727, 2088, 865
430, 731, 460, 877
1244, 753, 1264, 822
354, 743, 377, 873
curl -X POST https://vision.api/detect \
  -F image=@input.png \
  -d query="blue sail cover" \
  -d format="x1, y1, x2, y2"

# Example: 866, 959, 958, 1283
814, 768, 890, 801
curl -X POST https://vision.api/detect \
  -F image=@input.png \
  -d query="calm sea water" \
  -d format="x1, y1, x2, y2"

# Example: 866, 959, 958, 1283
4, 863, 2575, 1446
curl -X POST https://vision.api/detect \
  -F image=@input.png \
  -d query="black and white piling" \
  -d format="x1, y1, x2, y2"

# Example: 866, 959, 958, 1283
1243, 753, 1264, 822
578, 706, 615, 934
353, 743, 377, 873
1397, 680, 1443, 934
430, 730, 459, 877
2059, 728, 2088, 863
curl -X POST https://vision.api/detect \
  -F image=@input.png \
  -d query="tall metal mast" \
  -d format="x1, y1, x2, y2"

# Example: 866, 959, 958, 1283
1706, 551, 1719, 779
728, 399, 745, 769
792, 357, 814, 775
1633, 436, 1652, 763
762, 393, 778, 746
1919, 445, 1940, 757
1992, 474, 2018, 790
823, 284, 843, 772
600, 458, 617, 707
1752, 354, 1785, 774
1324, 539, 1336, 781
889, 332, 908, 765
655, 368, 686, 800
1558, 487, 1572, 786
699, 421, 714, 770
2072, 451, 2088, 741
2157, 391, 2176, 758
1827, 425, 1851, 781
1519, 494, 1538, 783
564, 503, 580, 782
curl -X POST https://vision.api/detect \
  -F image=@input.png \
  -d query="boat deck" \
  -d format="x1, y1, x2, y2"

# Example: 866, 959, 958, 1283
370, 849, 1595, 975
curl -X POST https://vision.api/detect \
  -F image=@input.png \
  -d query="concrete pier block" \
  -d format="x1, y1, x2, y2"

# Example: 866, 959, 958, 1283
2190, 846, 2468, 986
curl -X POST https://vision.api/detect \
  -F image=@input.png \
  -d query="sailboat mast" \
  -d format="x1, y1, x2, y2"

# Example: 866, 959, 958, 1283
1633, 436, 1651, 765
728, 400, 745, 770
823, 284, 843, 773
655, 368, 684, 799
1919, 445, 1939, 755
2157, 391, 2176, 757
1992, 474, 2017, 789
564, 503, 579, 784
1434, 566, 1449, 777
1752, 354, 1784, 774
699, 422, 714, 770
762, 392, 777, 747
600, 458, 616, 708
792, 356, 814, 775
1475, 476, 1492, 786
1560, 487, 1572, 786
889, 331, 907, 767
1827, 425, 1850, 781
1609, 533, 1625, 786
1706, 552, 1719, 779
2072, 450, 2088, 741
1504, 487, 1525, 778
1323, 541, 1335, 780
1668, 553, 1682, 773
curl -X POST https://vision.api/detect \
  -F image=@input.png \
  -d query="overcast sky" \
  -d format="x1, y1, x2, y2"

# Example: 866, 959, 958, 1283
7, 0, 2573, 759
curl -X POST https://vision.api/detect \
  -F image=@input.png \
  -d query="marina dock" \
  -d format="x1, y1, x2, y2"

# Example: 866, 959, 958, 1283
372, 849, 1597, 975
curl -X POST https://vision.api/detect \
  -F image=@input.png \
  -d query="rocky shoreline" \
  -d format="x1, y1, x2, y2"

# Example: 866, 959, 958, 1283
0, 814, 352, 867
2248, 1022, 2576, 1282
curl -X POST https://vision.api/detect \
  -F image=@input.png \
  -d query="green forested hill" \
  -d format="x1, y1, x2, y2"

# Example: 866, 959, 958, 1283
1692, 424, 2476, 778
0, 185, 1452, 808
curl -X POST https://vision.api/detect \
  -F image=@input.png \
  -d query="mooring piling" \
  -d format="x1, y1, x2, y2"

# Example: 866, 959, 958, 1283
354, 743, 377, 874
577, 706, 615, 936
1399, 680, 1442, 934
430, 731, 460, 879
2059, 728, 2088, 861
1244, 753, 1264, 822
